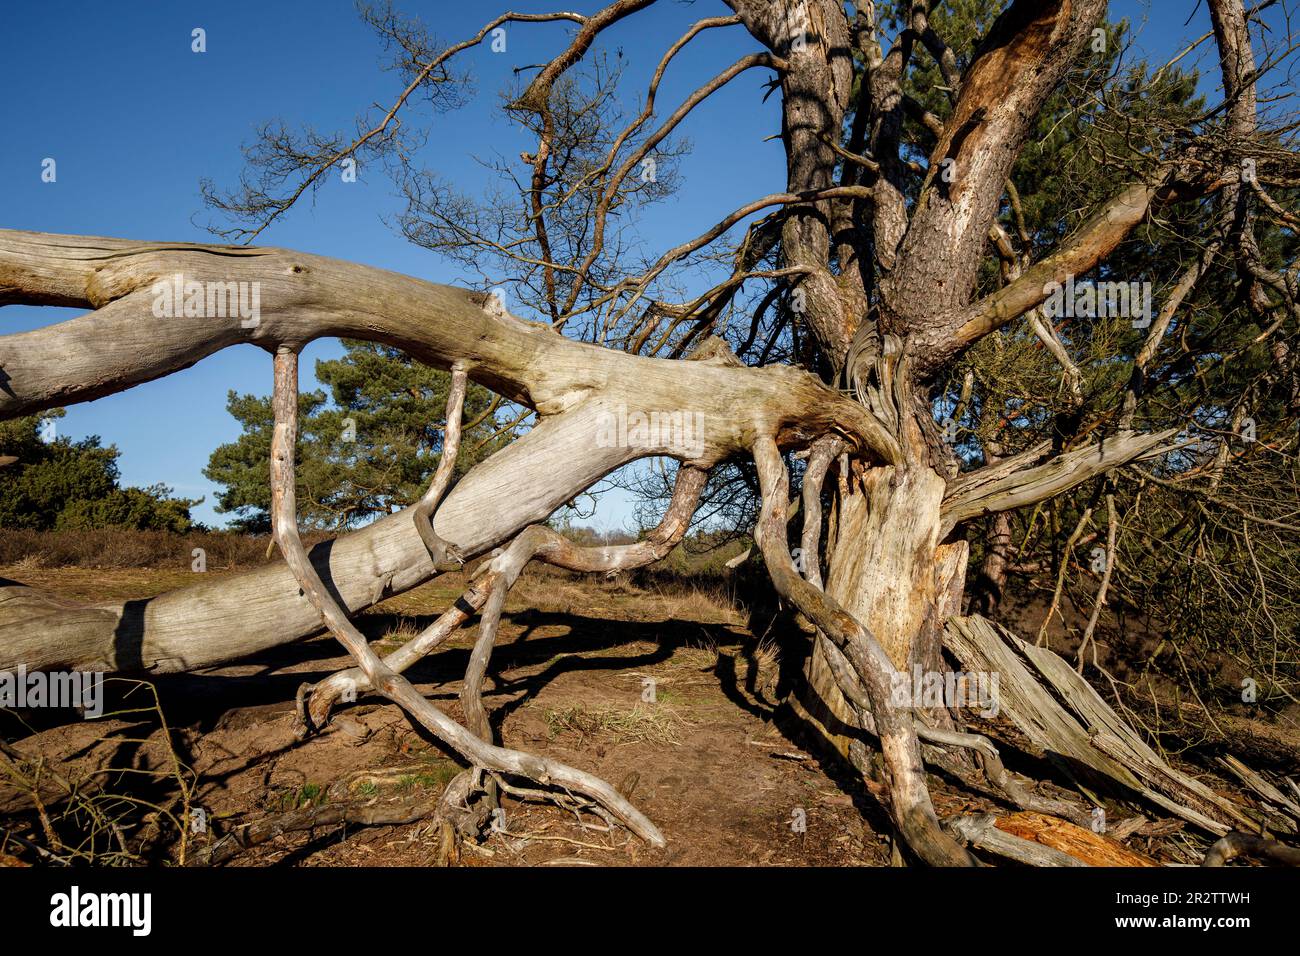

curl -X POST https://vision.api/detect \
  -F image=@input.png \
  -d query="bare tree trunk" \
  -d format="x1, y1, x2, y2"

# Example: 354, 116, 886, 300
795, 462, 948, 757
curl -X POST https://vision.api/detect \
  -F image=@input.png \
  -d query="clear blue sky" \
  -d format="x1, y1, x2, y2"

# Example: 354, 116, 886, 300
0, 0, 1226, 530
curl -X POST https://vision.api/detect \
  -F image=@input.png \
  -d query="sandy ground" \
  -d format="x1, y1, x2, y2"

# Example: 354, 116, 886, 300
2, 564, 1293, 866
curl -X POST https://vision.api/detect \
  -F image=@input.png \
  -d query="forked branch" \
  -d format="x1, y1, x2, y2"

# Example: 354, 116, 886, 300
268, 346, 664, 846
940, 429, 1178, 536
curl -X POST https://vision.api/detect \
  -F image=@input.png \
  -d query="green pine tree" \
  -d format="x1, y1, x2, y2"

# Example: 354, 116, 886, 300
0, 410, 198, 531
204, 341, 504, 531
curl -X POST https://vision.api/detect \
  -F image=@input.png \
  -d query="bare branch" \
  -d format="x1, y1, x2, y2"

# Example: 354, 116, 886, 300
940, 429, 1177, 535
269, 346, 664, 845
412, 364, 468, 567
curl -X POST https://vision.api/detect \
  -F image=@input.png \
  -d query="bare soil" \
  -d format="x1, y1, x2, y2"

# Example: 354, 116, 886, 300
2, 566, 901, 866
2, 564, 1294, 867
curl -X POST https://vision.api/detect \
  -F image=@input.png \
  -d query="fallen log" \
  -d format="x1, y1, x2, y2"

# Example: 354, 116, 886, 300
947, 811, 1160, 866
946, 814, 1086, 867
993, 811, 1159, 866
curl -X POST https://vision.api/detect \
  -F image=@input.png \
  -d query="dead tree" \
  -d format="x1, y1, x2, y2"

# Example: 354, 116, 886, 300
2, 0, 1297, 865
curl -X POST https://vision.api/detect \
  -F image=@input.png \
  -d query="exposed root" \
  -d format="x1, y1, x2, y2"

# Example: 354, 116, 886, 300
1202, 831, 1300, 866
914, 724, 1092, 827
301, 464, 707, 733
299, 567, 499, 733
460, 561, 512, 812
184, 765, 486, 867
812, 632, 1090, 828
798, 435, 843, 590
187, 790, 445, 867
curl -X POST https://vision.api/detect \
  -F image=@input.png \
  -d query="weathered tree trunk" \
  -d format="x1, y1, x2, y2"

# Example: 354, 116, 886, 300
796, 461, 947, 757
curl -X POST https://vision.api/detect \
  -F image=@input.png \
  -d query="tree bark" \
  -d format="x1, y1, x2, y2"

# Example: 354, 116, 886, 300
794, 460, 949, 756
0, 229, 892, 673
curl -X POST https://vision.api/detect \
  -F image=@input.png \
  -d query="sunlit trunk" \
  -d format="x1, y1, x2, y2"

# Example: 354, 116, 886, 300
792, 458, 963, 750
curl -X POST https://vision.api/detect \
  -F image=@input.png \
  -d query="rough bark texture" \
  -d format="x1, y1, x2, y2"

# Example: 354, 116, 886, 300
882, 0, 1109, 329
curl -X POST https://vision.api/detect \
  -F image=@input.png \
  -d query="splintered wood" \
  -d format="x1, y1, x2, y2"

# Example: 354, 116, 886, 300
943, 615, 1256, 837
947, 811, 1159, 867
994, 812, 1158, 866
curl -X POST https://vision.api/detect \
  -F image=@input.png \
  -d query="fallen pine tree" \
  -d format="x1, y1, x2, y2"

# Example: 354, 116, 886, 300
2, 0, 1299, 865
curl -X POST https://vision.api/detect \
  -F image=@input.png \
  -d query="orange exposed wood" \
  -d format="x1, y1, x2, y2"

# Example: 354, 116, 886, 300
995, 812, 1159, 866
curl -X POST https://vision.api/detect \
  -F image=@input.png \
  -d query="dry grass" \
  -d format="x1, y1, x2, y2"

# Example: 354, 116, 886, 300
749, 635, 781, 676
543, 703, 687, 747
511, 577, 601, 615
0, 528, 327, 570
642, 582, 746, 624
373, 619, 427, 652
511, 574, 746, 624
0, 678, 199, 865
